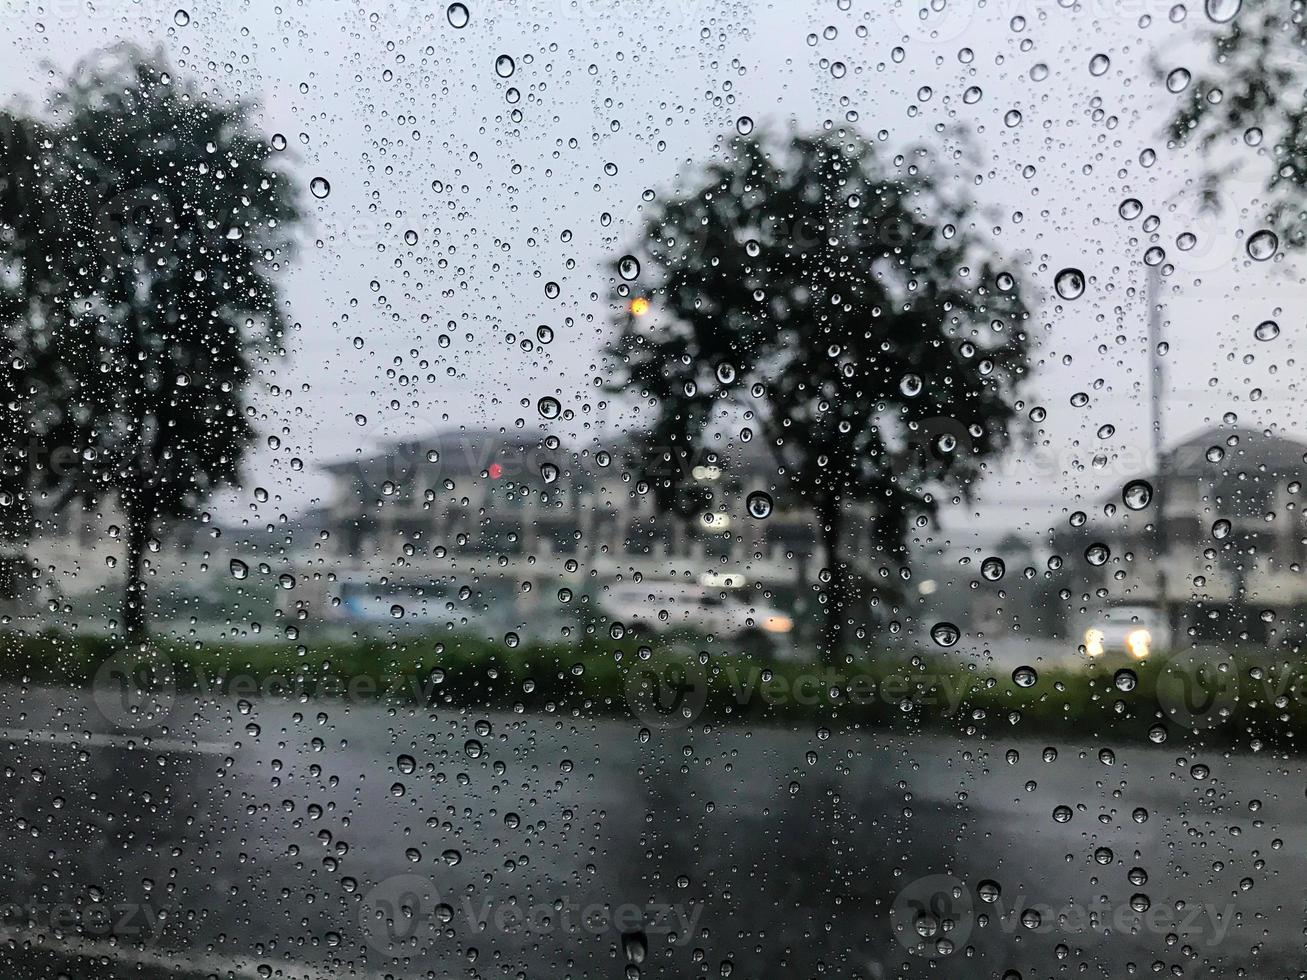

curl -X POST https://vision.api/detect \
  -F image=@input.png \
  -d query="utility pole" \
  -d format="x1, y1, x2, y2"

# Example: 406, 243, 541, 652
1145, 265, 1172, 639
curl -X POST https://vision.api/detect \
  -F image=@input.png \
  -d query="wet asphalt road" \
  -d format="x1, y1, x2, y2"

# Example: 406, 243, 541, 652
0, 684, 1303, 979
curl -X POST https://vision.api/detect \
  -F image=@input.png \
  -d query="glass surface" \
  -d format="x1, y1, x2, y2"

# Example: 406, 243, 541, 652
0, 1, 1301, 976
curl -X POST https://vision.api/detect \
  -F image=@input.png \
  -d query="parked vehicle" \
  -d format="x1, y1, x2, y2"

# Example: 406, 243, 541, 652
599, 581, 795, 651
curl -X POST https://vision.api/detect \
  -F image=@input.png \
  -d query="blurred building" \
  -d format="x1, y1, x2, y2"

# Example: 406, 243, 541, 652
297, 428, 878, 635
1058, 425, 1307, 645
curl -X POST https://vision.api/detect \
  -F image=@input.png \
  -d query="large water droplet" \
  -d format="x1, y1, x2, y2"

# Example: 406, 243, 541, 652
309, 176, 331, 199
930, 622, 961, 647
495, 54, 515, 78
447, 2, 469, 27
1054, 267, 1085, 300
1255, 319, 1280, 341
746, 491, 773, 519
1205, 0, 1242, 22
617, 254, 640, 280
1122, 479, 1153, 510
1247, 229, 1278, 261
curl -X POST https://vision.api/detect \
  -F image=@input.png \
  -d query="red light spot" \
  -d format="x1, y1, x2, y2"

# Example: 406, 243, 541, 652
488, 463, 503, 479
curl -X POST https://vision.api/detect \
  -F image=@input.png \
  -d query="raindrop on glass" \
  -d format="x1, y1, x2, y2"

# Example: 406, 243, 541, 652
1054, 267, 1085, 300
1247, 229, 1278, 261
746, 491, 773, 519
1122, 479, 1153, 510
930, 622, 961, 647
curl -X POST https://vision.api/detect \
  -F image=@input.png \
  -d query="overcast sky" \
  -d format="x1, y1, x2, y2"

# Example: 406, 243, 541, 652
4, 0, 1301, 551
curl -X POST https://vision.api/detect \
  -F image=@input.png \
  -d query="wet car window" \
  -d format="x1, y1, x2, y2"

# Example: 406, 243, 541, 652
0, 1, 1301, 977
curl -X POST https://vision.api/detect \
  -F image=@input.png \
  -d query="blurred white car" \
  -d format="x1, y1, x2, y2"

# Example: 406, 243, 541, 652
600, 582, 793, 644
1082, 605, 1169, 659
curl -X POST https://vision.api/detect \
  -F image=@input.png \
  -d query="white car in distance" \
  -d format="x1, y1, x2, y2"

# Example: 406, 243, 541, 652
600, 582, 794, 649
1082, 604, 1169, 659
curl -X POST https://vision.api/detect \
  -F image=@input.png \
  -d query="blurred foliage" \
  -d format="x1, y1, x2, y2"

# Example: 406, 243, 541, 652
606, 130, 1032, 657
1168, 1, 1307, 246
0, 45, 300, 640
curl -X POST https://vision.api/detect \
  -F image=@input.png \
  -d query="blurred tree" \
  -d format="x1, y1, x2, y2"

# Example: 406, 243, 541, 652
607, 132, 1032, 659
0, 47, 299, 642
0, 111, 55, 601
1169, 2, 1307, 245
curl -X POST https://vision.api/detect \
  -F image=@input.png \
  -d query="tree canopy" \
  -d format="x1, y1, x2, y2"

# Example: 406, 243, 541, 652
607, 130, 1032, 657
0, 46, 300, 640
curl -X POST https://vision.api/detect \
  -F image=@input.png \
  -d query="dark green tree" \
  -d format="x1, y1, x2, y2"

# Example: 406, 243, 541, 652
607, 132, 1032, 659
1169, 1, 1307, 245
1, 47, 299, 642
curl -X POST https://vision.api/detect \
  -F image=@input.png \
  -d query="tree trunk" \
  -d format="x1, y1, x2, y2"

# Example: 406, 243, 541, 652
816, 500, 846, 665
122, 511, 149, 646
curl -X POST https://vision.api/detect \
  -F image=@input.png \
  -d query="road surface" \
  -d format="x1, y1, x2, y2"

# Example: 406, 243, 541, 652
0, 683, 1301, 978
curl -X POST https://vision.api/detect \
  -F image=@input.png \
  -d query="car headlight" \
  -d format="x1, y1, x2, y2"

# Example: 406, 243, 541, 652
1126, 629, 1151, 658
762, 615, 793, 634
1083, 628, 1104, 658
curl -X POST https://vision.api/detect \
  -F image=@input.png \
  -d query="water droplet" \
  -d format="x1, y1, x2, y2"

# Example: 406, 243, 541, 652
1114, 668, 1138, 691
1165, 67, 1191, 93
899, 373, 923, 397
1089, 53, 1110, 76
495, 54, 515, 78
1054, 267, 1086, 300
978, 879, 1001, 903
735, 115, 754, 135
622, 930, 648, 964
1119, 198, 1143, 220
1205, 0, 1242, 22
229, 559, 249, 580
930, 622, 961, 647
981, 556, 1006, 581
1255, 319, 1280, 341
1052, 805, 1073, 823
1012, 665, 1038, 688
1122, 479, 1153, 510
397, 754, 416, 773
1247, 229, 1278, 261
746, 491, 773, 519
309, 176, 331, 199
537, 396, 561, 419
617, 254, 640, 280
1212, 518, 1232, 540
174, 8, 190, 26
447, 2, 469, 28
1085, 543, 1110, 566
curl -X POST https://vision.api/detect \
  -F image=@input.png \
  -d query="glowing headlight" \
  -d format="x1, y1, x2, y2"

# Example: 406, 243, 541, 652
1126, 629, 1152, 658
762, 615, 793, 634
1083, 628, 1105, 658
